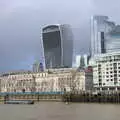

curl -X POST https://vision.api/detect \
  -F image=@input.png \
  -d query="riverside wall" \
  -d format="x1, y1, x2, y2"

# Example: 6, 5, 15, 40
1, 92, 120, 104
63, 92, 120, 103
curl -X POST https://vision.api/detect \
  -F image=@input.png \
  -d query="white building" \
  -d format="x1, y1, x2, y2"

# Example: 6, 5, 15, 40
0, 68, 93, 93
90, 52, 120, 92
75, 54, 89, 68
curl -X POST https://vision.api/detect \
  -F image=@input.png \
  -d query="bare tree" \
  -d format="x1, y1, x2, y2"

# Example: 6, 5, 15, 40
31, 75, 36, 92
69, 67, 81, 94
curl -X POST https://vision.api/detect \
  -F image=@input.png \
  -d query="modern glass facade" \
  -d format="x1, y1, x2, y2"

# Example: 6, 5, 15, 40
105, 26, 120, 53
75, 55, 89, 68
91, 15, 115, 56
42, 24, 73, 69
105, 35, 120, 53
33, 60, 44, 72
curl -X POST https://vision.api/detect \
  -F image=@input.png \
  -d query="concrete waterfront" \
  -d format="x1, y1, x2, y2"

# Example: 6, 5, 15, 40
63, 92, 120, 103
0, 92, 63, 104
1, 92, 120, 104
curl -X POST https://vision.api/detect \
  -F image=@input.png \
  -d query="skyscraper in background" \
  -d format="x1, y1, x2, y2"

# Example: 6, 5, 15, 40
75, 55, 81, 68
90, 15, 115, 56
75, 55, 89, 68
32, 60, 40, 72
32, 60, 44, 72
105, 25, 120, 53
42, 24, 73, 69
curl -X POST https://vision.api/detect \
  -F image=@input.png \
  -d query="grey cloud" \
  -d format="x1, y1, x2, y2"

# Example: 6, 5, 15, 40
0, 0, 120, 71
91, 0, 120, 23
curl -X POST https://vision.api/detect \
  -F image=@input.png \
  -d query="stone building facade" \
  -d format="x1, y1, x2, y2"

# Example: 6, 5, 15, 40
0, 68, 93, 93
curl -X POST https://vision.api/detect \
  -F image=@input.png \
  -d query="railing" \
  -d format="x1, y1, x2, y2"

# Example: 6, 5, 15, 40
0, 91, 64, 96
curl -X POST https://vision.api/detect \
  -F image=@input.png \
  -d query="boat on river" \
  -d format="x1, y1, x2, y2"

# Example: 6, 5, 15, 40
5, 100, 34, 104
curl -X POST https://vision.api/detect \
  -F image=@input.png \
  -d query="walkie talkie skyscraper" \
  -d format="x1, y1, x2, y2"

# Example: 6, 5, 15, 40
42, 24, 73, 69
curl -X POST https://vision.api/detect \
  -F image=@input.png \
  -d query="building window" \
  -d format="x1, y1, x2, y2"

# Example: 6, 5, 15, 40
98, 64, 101, 67
114, 74, 117, 77
98, 72, 101, 74
99, 75, 102, 78
99, 83, 102, 86
106, 68, 109, 70
114, 67, 117, 69
97, 88, 100, 90
114, 82, 117, 85
109, 88, 115, 90
109, 60, 112, 62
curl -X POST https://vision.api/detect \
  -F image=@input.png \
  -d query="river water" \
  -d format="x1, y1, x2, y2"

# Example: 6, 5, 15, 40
0, 102, 120, 120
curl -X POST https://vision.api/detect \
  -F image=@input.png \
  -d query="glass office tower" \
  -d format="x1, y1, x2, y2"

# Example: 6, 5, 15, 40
105, 25, 120, 53
42, 24, 73, 69
90, 15, 115, 56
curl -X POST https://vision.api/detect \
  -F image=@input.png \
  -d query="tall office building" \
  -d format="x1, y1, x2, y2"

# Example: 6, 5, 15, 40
75, 55, 89, 68
42, 24, 73, 69
32, 60, 44, 72
105, 25, 120, 53
75, 55, 81, 68
91, 15, 115, 56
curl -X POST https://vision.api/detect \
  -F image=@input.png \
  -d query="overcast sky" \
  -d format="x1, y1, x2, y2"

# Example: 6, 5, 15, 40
0, 0, 120, 72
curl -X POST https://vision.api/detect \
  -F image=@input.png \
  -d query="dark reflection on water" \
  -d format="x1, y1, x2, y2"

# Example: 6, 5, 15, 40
0, 102, 120, 120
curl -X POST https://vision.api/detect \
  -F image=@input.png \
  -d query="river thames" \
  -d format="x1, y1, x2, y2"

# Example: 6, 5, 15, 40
0, 102, 120, 120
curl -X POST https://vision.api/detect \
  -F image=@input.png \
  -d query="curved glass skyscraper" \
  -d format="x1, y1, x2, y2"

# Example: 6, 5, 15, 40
42, 24, 73, 69
105, 25, 120, 53
90, 15, 115, 56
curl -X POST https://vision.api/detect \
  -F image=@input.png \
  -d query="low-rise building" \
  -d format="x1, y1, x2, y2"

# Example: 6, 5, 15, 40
0, 68, 93, 93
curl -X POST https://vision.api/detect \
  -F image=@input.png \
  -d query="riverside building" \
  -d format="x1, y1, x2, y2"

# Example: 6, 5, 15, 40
90, 52, 120, 92
0, 68, 93, 93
